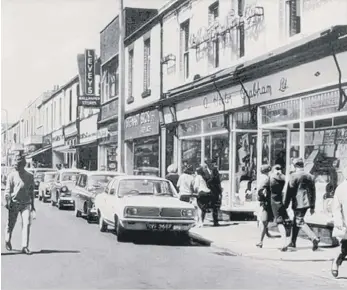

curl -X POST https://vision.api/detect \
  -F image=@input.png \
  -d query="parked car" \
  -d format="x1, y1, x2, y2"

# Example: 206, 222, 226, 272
38, 171, 58, 202
73, 171, 125, 223
50, 169, 85, 210
94, 175, 196, 241
26, 167, 55, 197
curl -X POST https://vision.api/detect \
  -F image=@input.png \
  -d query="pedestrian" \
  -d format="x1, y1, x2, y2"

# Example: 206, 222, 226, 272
270, 164, 290, 251
256, 164, 273, 248
203, 158, 222, 227
4, 154, 35, 255
165, 164, 179, 192
331, 166, 347, 278
193, 166, 211, 227
176, 164, 194, 203
285, 157, 320, 251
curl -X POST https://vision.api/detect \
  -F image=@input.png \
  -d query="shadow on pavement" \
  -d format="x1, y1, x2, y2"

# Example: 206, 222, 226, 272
115, 232, 211, 247
1, 249, 80, 256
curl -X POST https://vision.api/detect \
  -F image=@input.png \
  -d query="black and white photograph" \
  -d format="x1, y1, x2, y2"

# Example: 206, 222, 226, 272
1, 0, 347, 289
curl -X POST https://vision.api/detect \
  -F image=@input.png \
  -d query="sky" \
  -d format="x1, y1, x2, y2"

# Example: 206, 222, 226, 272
1, 0, 166, 123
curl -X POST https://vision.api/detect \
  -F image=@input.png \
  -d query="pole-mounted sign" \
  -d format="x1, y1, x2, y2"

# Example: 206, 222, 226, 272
85, 49, 95, 96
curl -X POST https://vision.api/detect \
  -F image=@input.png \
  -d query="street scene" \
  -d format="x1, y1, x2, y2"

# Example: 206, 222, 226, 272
1, 0, 347, 289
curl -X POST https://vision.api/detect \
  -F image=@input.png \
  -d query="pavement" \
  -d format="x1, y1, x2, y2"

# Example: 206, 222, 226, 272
0, 198, 346, 289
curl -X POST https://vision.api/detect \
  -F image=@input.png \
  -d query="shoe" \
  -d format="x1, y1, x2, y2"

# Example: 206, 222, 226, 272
312, 238, 320, 251
256, 242, 263, 248
280, 246, 288, 252
5, 241, 12, 251
213, 223, 220, 227
22, 247, 32, 255
331, 259, 339, 278
288, 242, 296, 248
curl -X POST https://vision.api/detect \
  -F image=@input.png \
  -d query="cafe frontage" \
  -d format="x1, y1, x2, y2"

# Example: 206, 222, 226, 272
160, 26, 347, 224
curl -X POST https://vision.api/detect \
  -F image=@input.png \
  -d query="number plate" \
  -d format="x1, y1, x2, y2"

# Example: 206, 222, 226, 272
146, 223, 173, 231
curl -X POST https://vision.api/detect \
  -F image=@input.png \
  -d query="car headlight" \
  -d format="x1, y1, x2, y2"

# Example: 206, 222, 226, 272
61, 186, 68, 193
181, 209, 195, 217
125, 207, 138, 216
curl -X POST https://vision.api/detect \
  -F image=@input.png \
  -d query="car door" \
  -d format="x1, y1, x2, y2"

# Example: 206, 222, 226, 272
78, 174, 89, 212
104, 179, 119, 223
73, 175, 83, 211
96, 179, 112, 217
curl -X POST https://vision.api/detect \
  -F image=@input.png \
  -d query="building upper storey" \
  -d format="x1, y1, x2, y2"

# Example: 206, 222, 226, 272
161, 0, 347, 93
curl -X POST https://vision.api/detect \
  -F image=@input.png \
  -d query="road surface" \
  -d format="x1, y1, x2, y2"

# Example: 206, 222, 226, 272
1, 198, 346, 289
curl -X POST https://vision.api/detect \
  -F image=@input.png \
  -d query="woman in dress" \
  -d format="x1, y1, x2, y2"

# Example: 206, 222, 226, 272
256, 164, 273, 248
177, 164, 194, 203
270, 164, 290, 251
331, 166, 347, 278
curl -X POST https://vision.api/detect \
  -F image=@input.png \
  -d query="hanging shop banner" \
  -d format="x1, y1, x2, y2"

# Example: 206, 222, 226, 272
52, 129, 65, 148
77, 49, 101, 107
124, 110, 160, 141
79, 114, 98, 145
261, 99, 300, 124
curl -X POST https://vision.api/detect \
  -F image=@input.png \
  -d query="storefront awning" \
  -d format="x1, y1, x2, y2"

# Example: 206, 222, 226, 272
26, 147, 51, 159
53, 145, 76, 154
74, 141, 97, 148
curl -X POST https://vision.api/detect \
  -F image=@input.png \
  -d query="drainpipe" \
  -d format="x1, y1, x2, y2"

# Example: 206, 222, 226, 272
160, 18, 164, 99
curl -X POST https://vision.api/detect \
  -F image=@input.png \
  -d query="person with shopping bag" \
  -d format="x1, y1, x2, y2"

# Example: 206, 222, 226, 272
4, 154, 36, 255
331, 166, 347, 278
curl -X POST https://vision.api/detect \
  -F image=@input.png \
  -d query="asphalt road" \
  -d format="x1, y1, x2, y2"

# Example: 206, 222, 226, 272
1, 197, 346, 289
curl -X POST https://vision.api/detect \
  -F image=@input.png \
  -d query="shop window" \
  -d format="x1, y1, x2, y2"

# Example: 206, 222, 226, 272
143, 38, 151, 92
133, 137, 159, 173
204, 134, 229, 171
128, 49, 134, 99
181, 137, 202, 172
165, 127, 175, 174
288, 0, 301, 37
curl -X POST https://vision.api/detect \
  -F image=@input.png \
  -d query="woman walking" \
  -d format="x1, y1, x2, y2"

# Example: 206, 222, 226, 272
177, 164, 194, 203
270, 164, 290, 251
331, 167, 347, 278
256, 164, 273, 248
193, 166, 211, 227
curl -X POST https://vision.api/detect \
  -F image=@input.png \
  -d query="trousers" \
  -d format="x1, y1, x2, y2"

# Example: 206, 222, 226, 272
335, 239, 347, 266
5, 203, 32, 248
291, 208, 317, 244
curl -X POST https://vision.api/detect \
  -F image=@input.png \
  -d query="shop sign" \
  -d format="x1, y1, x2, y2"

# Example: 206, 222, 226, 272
52, 129, 65, 148
164, 52, 347, 124
100, 99, 118, 121
42, 134, 52, 147
80, 114, 98, 144
97, 127, 109, 139
24, 144, 41, 154
64, 123, 77, 138
303, 89, 347, 118
124, 110, 160, 140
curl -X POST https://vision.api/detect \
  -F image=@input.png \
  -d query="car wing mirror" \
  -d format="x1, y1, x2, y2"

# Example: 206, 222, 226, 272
109, 189, 115, 195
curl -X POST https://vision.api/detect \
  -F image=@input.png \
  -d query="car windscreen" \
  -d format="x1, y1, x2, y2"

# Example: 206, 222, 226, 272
118, 179, 175, 197
61, 172, 80, 181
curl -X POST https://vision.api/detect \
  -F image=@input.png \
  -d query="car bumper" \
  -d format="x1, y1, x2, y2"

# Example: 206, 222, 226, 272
58, 197, 75, 207
120, 218, 195, 232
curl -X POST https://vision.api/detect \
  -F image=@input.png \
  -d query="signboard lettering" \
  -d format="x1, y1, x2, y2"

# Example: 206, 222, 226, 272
85, 49, 95, 95
80, 114, 98, 144
52, 129, 65, 148
124, 110, 160, 140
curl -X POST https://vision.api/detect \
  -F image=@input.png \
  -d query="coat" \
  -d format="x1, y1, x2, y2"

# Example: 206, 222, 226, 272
285, 169, 316, 210
203, 166, 222, 197
332, 179, 347, 240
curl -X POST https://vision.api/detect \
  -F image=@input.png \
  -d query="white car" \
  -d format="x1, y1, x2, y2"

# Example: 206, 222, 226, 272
94, 175, 196, 241
38, 171, 58, 202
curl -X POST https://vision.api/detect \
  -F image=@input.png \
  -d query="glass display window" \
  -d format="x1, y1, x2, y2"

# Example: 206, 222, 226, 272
181, 137, 202, 171
133, 137, 159, 173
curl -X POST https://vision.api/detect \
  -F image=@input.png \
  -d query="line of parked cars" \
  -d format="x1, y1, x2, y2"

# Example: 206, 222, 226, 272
32, 168, 197, 241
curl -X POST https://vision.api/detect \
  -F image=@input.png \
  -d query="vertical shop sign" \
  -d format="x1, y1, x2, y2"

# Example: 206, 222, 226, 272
85, 49, 95, 96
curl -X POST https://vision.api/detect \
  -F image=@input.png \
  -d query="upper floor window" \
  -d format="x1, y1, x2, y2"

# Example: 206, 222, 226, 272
59, 98, 62, 127
180, 20, 190, 80
238, 0, 245, 57
69, 90, 73, 122
101, 57, 119, 103
287, 0, 301, 37
128, 49, 134, 97
208, 2, 219, 68
143, 38, 151, 91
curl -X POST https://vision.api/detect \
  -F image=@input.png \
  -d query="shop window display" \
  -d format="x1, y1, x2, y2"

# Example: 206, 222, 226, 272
133, 137, 159, 175
181, 138, 202, 171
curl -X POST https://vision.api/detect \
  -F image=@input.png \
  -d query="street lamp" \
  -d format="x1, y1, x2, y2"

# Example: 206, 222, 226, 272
1, 108, 9, 166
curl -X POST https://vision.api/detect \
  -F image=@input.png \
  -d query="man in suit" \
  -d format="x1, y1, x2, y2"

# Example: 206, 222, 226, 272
203, 157, 222, 227
285, 157, 320, 251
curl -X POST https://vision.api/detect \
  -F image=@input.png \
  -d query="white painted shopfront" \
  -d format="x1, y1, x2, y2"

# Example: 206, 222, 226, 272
163, 50, 347, 215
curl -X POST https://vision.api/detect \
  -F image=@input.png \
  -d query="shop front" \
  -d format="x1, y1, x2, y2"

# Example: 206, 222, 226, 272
61, 122, 78, 168
98, 123, 118, 171
52, 128, 65, 168
124, 109, 160, 176
76, 114, 98, 170
25, 134, 52, 168
98, 99, 118, 171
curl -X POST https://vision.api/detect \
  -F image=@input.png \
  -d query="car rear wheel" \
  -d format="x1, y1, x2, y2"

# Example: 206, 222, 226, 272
38, 196, 42, 201
57, 200, 62, 210
75, 208, 82, 218
51, 200, 56, 206
99, 212, 107, 232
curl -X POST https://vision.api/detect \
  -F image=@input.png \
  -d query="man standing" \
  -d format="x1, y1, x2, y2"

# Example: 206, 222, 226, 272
4, 154, 35, 255
203, 157, 222, 227
285, 157, 320, 251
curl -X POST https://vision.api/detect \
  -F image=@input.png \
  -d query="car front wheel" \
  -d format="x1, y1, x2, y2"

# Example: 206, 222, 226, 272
115, 216, 126, 242
99, 212, 107, 232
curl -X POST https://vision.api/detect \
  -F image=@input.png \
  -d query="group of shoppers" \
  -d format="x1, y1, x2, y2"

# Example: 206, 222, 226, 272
257, 158, 320, 252
166, 158, 222, 227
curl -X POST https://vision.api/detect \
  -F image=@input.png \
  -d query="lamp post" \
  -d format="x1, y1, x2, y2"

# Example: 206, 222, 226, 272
1, 109, 9, 166
117, 0, 125, 173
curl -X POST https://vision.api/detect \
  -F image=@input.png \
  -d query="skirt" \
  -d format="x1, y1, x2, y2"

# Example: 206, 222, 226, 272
259, 202, 274, 223
271, 200, 289, 225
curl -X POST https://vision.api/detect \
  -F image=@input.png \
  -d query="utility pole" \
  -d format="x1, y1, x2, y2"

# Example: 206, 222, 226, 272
117, 0, 125, 173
